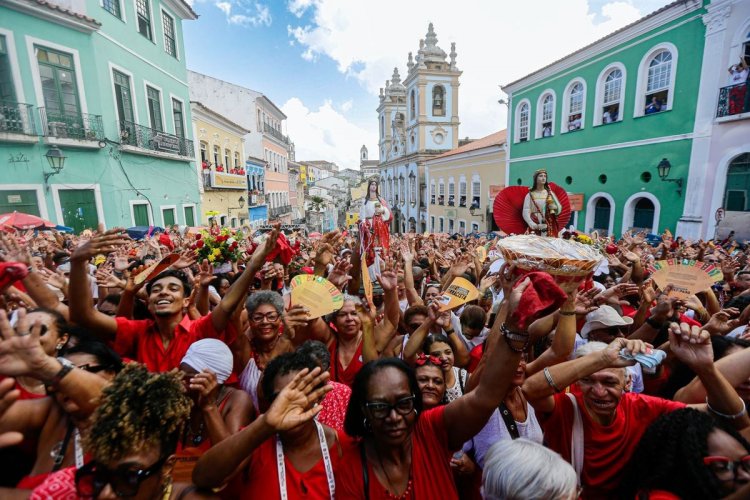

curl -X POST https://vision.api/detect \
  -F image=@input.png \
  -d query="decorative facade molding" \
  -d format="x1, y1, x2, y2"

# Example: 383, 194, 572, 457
703, 4, 732, 35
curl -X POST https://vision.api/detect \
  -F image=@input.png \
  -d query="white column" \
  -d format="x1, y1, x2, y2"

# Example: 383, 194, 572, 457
677, 1, 732, 239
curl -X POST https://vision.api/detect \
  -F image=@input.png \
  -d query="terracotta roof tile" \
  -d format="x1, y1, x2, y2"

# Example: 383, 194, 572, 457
432, 130, 507, 160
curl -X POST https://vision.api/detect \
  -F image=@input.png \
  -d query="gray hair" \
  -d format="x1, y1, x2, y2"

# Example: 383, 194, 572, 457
324, 294, 362, 323
297, 340, 331, 371
245, 290, 284, 315
574, 341, 608, 358
482, 438, 577, 500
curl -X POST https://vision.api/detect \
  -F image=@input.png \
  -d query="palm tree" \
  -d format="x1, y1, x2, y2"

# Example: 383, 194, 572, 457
310, 195, 325, 212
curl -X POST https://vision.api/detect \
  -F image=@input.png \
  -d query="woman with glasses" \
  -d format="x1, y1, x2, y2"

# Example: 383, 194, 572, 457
192, 351, 345, 498
335, 278, 548, 499
238, 291, 294, 409
620, 408, 750, 499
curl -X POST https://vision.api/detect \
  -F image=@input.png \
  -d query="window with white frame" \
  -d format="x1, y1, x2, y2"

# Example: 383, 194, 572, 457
471, 222, 480, 233
409, 175, 416, 205
518, 102, 529, 142
459, 178, 467, 207
102, 0, 121, 18
410, 90, 416, 119
448, 218, 454, 234
439, 217, 444, 233
432, 85, 445, 117
602, 69, 623, 124
448, 179, 455, 206
430, 181, 436, 204
540, 94, 554, 138
162, 11, 177, 58
567, 82, 584, 131
459, 220, 466, 235
136, 0, 153, 41
438, 180, 445, 205
471, 178, 481, 209
399, 177, 405, 204
431, 216, 435, 232
644, 51, 672, 114
213, 145, 220, 166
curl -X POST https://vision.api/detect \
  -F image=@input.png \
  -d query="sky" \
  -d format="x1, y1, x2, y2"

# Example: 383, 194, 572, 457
183, 0, 673, 170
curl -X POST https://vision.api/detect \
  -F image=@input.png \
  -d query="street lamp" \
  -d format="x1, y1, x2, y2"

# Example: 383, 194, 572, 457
44, 146, 66, 189
656, 158, 683, 197
238, 195, 245, 209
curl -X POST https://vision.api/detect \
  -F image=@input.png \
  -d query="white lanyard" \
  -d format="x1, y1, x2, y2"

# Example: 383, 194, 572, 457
275, 420, 335, 500
74, 429, 84, 469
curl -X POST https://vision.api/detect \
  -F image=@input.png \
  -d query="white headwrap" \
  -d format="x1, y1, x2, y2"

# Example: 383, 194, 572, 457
181, 339, 233, 384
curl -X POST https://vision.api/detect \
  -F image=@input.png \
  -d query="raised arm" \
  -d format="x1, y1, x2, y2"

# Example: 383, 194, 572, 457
674, 342, 750, 403
401, 241, 424, 307
211, 224, 279, 332
525, 292, 578, 376
68, 230, 129, 341
402, 303, 438, 363
373, 266, 400, 351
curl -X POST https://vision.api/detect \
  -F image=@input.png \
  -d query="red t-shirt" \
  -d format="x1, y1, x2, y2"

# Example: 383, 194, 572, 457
317, 381, 352, 431
467, 344, 483, 373
336, 405, 458, 499
232, 428, 350, 499
113, 314, 221, 372
538, 391, 685, 500
328, 339, 364, 387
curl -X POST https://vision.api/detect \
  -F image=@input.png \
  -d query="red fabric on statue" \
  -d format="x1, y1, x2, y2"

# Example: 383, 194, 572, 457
510, 272, 568, 329
336, 405, 458, 499
265, 233, 294, 265
538, 391, 684, 499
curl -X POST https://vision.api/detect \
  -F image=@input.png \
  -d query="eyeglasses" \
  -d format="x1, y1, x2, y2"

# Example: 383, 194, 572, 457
250, 312, 280, 323
704, 455, 750, 479
365, 395, 416, 420
75, 457, 166, 498
77, 364, 111, 374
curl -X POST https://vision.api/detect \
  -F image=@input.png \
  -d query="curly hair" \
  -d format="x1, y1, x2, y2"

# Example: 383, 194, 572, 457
618, 408, 750, 500
84, 363, 192, 462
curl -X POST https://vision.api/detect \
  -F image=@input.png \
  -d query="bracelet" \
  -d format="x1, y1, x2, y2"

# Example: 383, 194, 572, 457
706, 397, 747, 420
43, 357, 75, 389
544, 367, 563, 393
500, 323, 529, 353
444, 328, 455, 335
559, 310, 576, 316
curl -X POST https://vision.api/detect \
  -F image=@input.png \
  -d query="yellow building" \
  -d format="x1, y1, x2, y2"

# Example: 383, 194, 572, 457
192, 101, 251, 227
346, 212, 360, 228
425, 130, 507, 234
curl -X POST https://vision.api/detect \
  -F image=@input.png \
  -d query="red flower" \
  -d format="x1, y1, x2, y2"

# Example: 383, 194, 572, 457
196, 233, 202, 240
196, 240, 204, 248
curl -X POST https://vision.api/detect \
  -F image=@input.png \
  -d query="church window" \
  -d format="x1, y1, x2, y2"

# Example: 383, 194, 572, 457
410, 89, 416, 119
432, 85, 445, 116
538, 92, 555, 138
517, 101, 530, 142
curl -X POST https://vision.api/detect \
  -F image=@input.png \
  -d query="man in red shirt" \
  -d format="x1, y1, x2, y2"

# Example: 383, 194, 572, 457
523, 323, 748, 499
68, 225, 280, 372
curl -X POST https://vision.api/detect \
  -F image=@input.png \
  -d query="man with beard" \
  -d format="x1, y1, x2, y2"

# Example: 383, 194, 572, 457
68, 225, 280, 372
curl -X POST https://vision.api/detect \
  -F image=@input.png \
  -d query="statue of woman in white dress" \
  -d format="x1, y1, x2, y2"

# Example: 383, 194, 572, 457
359, 180, 392, 222
359, 180, 391, 277
522, 169, 561, 236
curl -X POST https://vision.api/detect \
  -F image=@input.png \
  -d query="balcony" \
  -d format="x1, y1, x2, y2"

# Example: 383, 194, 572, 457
0, 101, 37, 143
459, 196, 467, 208
248, 190, 266, 207
430, 195, 435, 205
120, 120, 194, 159
39, 107, 104, 148
448, 195, 455, 207
263, 123, 290, 144
201, 169, 247, 190
269, 204, 292, 218
717, 83, 750, 121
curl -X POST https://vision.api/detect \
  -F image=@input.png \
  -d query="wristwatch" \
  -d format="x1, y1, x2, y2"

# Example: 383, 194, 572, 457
44, 357, 75, 388
645, 317, 665, 330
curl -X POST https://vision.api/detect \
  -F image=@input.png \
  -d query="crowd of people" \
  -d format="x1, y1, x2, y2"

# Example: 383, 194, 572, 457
0, 222, 749, 499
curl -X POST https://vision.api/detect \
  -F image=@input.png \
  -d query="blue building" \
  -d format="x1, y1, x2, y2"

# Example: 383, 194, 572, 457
246, 156, 267, 227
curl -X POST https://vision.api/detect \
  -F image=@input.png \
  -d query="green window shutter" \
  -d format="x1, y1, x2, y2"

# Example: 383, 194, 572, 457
147, 86, 162, 131
133, 204, 149, 226
184, 206, 195, 226
162, 208, 175, 226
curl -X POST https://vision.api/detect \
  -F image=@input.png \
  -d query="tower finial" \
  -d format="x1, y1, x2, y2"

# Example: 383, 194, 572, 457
407, 52, 414, 71
449, 42, 457, 69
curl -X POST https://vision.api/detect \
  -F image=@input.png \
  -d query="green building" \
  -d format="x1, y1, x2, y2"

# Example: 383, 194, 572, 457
502, 0, 707, 237
0, 0, 200, 232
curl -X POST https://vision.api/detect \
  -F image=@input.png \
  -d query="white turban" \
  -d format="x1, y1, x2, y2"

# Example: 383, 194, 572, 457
181, 339, 233, 384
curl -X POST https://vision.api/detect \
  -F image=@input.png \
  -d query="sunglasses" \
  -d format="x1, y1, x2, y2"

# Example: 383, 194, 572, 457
704, 455, 750, 478
75, 457, 166, 498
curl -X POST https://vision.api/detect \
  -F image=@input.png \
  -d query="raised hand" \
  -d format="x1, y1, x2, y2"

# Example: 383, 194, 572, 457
247, 223, 280, 268
601, 337, 652, 368
0, 309, 52, 377
70, 228, 130, 262
0, 378, 22, 448
376, 266, 398, 292
575, 287, 600, 316
172, 249, 198, 270
196, 259, 214, 288
188, 370, 220, 410
669, 322, 713, 370
703, 308, 742, 336
0, 233, 31, 266
264, 367, 332, 432
327, 258, 352, 290
113, 248, 131, 272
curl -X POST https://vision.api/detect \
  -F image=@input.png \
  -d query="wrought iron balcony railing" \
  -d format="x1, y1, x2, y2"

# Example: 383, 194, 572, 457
269, 205, 292, 218
39, 107, 104, 141
120, 120, 194, 157
717, 83, 749, 118
0, 101, 36, 136
263, 123, 290, 144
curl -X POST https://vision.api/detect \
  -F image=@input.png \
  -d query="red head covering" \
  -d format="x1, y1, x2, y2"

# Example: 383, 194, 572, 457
510, 272, 568, 329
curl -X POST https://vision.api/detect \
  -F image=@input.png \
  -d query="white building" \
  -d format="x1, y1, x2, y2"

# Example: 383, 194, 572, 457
377, 23, 462, 233
681, 0, 750, 240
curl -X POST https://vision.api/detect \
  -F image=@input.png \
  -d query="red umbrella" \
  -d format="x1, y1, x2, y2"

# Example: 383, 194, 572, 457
0, 212, 56, 231
493, 184, 571, 235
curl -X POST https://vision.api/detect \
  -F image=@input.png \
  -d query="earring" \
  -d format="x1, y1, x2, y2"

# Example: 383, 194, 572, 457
56, 343, 63, 352
363, 417, 371, 431
414, 409, 418, 416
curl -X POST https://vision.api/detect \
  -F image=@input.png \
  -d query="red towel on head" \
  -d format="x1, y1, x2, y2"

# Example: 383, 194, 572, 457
265, 233, 294, 265
511, 271, 567, 329
158, 233, 174, 251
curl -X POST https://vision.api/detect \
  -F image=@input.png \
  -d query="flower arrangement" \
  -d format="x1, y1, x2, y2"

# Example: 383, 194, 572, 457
561, 229, 594, 246
192, 228, 242, 263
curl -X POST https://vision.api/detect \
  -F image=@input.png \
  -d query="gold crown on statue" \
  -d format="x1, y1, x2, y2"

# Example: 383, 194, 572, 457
534, 169, 548, 176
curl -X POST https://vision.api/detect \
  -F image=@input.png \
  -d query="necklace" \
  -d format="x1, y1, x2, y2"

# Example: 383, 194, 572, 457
375, 445, 412, 499
275, 420, 335, 500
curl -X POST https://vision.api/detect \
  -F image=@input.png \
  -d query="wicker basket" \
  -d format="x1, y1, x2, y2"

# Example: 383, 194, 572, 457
496, 235, 604, 292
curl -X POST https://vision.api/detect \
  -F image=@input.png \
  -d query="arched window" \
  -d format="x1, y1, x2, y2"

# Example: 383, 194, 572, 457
636, 44, 677, 117
632, 198, 655, 230
603, 69, 623, 123
593, 198, 611, 234
200, 142, 207, 162
471, 175, 481, 209
432, 85, 445, 116
724, 153, 750, 212
537, 92, 555, 138
213, 145, 220, 166
410, 89, 416, 119
645, 51, 672, 113
234, 151, 240, 169
430, 180, 436, 204
448, 177, 455, 206
459, 176, 467, 207
566, 81, 584, 131
438, 179, 445, 205
517, 101, 530, 142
